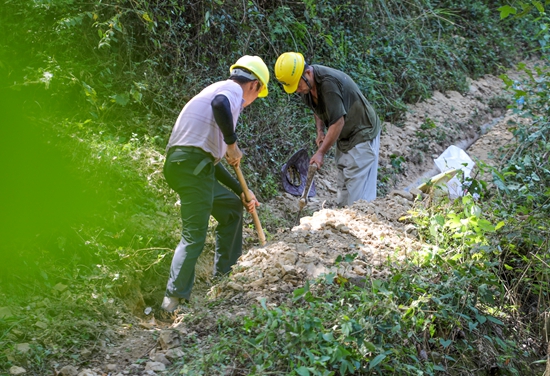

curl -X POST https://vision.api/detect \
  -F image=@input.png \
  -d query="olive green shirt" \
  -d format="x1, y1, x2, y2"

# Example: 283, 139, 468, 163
300, 65, 381, 153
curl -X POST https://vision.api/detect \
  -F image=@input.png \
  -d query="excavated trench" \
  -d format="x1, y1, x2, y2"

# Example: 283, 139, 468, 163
402, 114, 505, 192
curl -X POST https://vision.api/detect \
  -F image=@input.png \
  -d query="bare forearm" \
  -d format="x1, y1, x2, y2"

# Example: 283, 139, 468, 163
311, 116, 345, 167
319, 125, 338, 153
319, 117, 344, 154
315, 115, 325, 136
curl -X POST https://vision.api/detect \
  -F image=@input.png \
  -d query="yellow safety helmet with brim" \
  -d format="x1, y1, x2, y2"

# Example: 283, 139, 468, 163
274, 52, 305, 94
230, 55, 270, 98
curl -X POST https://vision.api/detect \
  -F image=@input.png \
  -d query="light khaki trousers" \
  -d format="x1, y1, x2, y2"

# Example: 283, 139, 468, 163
335, 132, 380, 207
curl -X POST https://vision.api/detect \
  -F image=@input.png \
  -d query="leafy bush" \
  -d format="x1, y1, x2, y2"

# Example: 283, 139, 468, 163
173, 251, 532, 374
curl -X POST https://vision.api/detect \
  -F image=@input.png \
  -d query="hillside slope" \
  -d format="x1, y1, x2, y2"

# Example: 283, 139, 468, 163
27, 61, 538, 376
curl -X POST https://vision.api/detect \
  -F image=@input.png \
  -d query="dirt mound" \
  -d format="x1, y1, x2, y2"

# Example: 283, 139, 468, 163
209, 194, 419, 304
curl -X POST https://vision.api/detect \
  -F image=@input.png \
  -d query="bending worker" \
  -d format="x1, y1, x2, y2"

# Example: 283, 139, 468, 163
275, 52, 381, 206
161, 56, 269, 312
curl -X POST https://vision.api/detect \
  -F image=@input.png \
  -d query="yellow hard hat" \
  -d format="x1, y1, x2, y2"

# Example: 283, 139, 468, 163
230, 55, 269, 97
274, 52, 305, 94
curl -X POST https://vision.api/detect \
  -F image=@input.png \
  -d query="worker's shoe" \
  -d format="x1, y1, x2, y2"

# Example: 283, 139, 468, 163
161, 296, 184, 313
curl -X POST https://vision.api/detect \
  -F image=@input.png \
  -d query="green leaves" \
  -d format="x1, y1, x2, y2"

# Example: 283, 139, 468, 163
439, 338, 452, 349
111, 93, 130, 106
368, 352, 388, 370
498, 5, 517, 19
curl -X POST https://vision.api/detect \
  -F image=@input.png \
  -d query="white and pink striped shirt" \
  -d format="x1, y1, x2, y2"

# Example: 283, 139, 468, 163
166, 80, 244, 163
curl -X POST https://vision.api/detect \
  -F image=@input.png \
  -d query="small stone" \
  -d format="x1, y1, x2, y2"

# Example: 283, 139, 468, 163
9, 366, 26, 375
151, 353, 171, 365
226, 282, 244, 291
172, 322, 188, 335
0, 307, 13, 319
11, 329, 23, 337
53, 283, 68, 292
248, 278, 266, 288
281, 264, 295, 273
36, 298, 50, 308
15, 343, 30, 353
59, 365, 78, 376
164, 347, 185, 360
77, 370, 97, 376
35, 321, 48, 329
339, 226, 351, 234
158, 330, 181, 350
145, 361, 166, 372
389, 189, 414, 201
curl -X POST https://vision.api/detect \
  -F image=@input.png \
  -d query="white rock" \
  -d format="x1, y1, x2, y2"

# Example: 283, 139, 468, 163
151, 353, 171, 365
158, 330, 181, 350
145, 361, 166, 372
59, 365, 78, 376
106, 364, 117, 371
0, 307, 13, 318
15, 343, 30, 353
10, 366, 26, 375
226, 282, 244, 291
164, 347, 185, 359
77, 369, 97, 376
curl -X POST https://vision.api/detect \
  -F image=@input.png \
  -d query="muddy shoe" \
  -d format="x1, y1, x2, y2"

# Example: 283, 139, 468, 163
161, 296, 181, 313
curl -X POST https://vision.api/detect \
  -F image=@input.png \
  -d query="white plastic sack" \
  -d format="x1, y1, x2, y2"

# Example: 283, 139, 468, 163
433, 145, 475, 199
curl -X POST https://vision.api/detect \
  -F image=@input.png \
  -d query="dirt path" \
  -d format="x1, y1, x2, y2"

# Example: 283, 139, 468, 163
45, 62, 533, 376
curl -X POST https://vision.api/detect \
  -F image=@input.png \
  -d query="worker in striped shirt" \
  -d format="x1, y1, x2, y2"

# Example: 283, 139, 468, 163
161, 56, 269, 312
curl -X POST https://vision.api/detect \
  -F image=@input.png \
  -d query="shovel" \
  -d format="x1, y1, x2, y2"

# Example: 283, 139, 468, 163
233, 165, 266, 246
295, 163, 318, 226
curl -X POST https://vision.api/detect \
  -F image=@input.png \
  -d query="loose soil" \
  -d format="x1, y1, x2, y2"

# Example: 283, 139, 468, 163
3, 61, 540, 376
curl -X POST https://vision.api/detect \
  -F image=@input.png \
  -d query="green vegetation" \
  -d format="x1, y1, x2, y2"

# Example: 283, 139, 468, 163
1, 0, 549, 375
176, 258, 525, 374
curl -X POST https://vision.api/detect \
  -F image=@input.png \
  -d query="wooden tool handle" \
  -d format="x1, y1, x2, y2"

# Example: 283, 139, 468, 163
300, 163, 319, 201
233, 165, 266, 246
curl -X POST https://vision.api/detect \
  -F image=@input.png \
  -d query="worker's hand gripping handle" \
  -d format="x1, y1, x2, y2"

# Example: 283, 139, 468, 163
233, 165, 266, 246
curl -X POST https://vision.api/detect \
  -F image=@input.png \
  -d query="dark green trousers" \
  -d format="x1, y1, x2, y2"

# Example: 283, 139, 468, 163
163, 147, 243, 300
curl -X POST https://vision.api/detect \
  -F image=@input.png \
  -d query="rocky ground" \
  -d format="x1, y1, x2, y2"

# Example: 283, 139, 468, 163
5, 61, 538, 376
